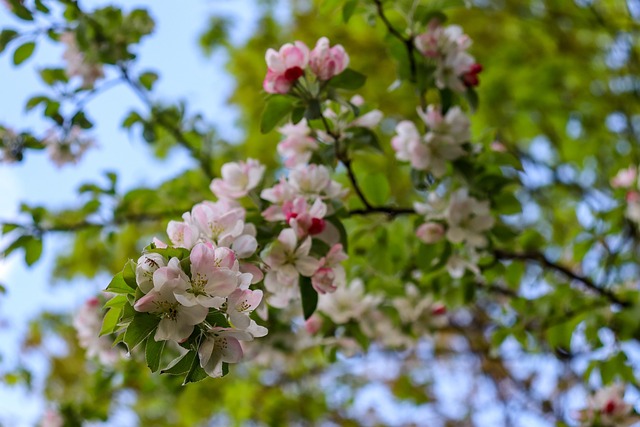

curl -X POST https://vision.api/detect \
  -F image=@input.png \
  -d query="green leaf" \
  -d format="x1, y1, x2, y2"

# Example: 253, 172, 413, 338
38, 68, 68, 85
122, 260, 138, 289
104, 294, 128, 309
465, 88, 479, 112
260, 96, 295, 133
145, 337, 166, 372
161, 350, 196, 375
347, 127, 382, 153
494, 191, 521, 215
105, 272, 136, 294
304, 99, 322, 120
0, 30, 19, 54
100, 307, 123, 336
362, 173, 390, 206
13, 42, 36, 66
183, 352, 209, 384
139, 71, 159, 91
342, 0, 358, 23
24, 237, 42, 266
9, 1, 34, 21
300, 275, 318, 320
329, 68, 366, 90
25, 95, 49, 112
439, 88, 454, 114
291, 106, 305, 124
2, 235, 31, 257
123, 312, 159, 351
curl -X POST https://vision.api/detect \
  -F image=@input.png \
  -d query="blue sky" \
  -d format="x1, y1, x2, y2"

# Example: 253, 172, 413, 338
0, 1, 269, 424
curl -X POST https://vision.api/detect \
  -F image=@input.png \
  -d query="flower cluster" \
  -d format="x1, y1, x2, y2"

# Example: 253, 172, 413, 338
414, 189, 494, 278
134, 244, 266, 377
577, 384, 639, 427
392, 105, 470, 177
276, 95, 382, 168
415, 20, 482, 92
260, 163, 348, 307
0, 126, 22, 163
43, 126, 95, 167
60, 31, 104, 88
73, 297, 122, 365
263, 37, 349, 94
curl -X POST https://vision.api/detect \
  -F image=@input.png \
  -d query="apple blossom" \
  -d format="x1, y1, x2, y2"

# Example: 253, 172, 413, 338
418, 105, 471, 144
40, 409, 63, 427
190, 201, 245, 247
445, 188, 494, 248
43, 126, 95, 167
416, 222, 445, 244
414, 21, 481, 92
73, 297, 122, 365
263, 41, 310, 94
210, 158, 265, 200
166, 216, 199, 249
309, 37, 349, 80
578, 384, 639, 427
134, 283, 208, 342
60, 31, 104, 88
198, 327, 253, 377
283, 196, 328, 238
277, 120, 318, 168
224, 288, 264, 329
391, 121, 422, 163
611, 166, 637, 188
318, 279, 382, 324
135, 252, 167, 293
262, 228, 320, 307
311, 243, 347, 294
305, 314, 323, 334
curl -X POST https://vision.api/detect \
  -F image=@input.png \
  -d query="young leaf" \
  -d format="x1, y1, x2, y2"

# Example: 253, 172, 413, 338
342, 0, 358, 23
145, 336, 166, 372
329, 68, 366, 90
139, 71, 159, 91
100, 307, 123, 336
13, 41, 36, 66
24, 237, 43, 266
161, 350, 196, 375
105, 272, 135, 294
362, 173, 390, 206
183, 353, 209, 384
260, 96, 295, 133
122, 260, 138, 289
0, 29, 18, 54
123, 312, 159, 351
300, 275, 318, 320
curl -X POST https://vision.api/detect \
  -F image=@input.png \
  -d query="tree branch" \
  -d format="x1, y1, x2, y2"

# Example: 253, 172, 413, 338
493, 249, 630, 307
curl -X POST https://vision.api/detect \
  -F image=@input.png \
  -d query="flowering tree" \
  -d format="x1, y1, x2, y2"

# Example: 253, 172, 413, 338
1, 0, 640, 426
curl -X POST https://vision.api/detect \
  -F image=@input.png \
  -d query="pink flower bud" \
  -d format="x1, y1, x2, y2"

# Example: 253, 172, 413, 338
416, 222, 445, 244
311, 267, 337, 294
263, 41, 310, 94
309, 37, 349, 81
305, 314, 323, 335
462, 63, 483, 87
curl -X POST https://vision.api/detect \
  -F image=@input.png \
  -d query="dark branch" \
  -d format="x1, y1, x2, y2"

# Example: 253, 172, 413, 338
493, 249, 630, 308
